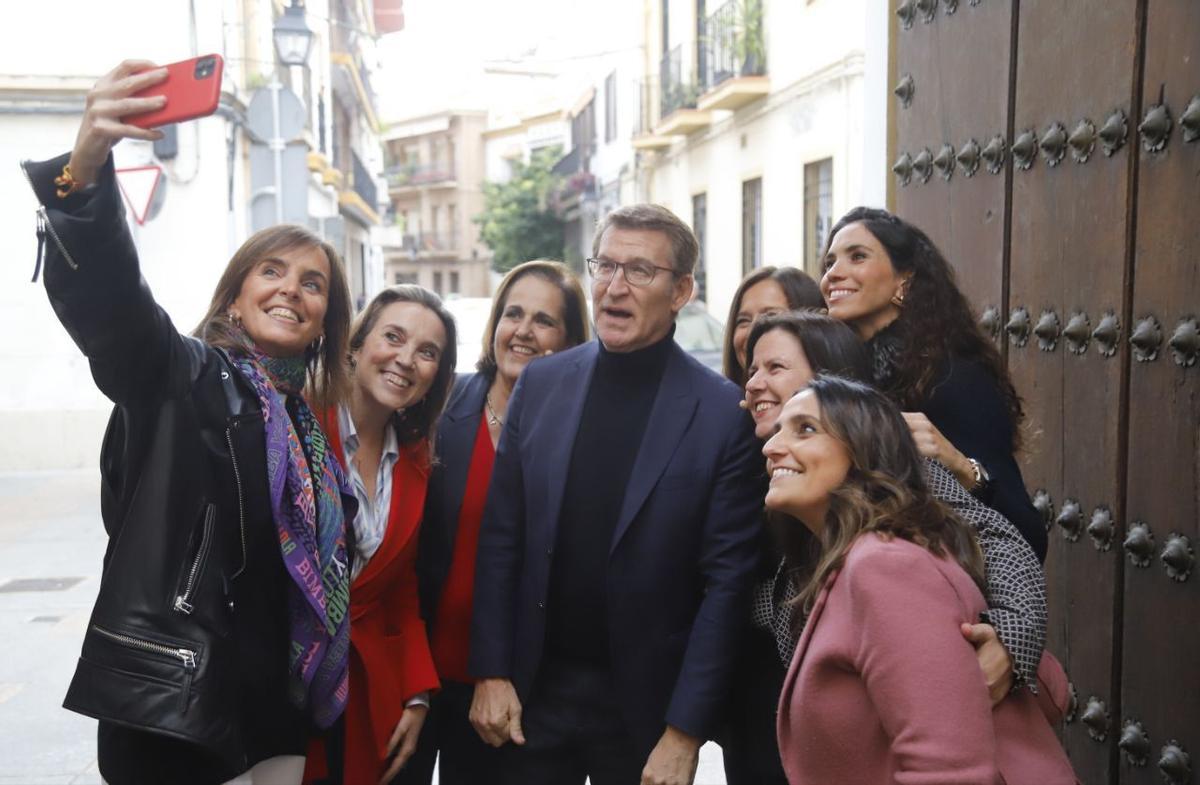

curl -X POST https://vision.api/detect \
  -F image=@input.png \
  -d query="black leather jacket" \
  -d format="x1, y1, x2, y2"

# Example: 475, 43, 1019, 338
24, 153, 309, 777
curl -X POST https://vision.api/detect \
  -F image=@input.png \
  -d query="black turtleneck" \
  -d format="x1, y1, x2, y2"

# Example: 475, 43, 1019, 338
546, 328, 675, 664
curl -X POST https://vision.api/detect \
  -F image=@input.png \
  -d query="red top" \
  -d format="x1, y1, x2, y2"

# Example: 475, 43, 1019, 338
431, 413, 496, 682
304, 409, 441, 785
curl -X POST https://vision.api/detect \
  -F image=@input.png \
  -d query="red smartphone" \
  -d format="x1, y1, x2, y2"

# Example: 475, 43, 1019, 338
126, 54, 223, 128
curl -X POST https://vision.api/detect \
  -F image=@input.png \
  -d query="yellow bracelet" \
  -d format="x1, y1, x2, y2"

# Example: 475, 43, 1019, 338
54, 164, 84, 198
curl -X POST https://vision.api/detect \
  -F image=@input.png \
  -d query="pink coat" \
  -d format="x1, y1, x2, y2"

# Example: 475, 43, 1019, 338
777, 533, 1077, 785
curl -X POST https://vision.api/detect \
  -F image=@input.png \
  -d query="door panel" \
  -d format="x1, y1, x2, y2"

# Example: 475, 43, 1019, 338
1121, 2, 1200, 783
1007, 2, 1140, 782
892, 0, 1013, 319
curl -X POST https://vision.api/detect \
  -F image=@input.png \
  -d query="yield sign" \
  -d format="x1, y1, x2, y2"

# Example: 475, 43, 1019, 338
114, 165, 164, 225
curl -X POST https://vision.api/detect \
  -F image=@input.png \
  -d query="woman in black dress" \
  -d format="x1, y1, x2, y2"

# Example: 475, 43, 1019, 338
819, 207, 1046, 562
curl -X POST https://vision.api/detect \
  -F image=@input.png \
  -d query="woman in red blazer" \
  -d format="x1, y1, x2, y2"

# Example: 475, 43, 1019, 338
306, 285, 457, 785
763, 375, 1076, 785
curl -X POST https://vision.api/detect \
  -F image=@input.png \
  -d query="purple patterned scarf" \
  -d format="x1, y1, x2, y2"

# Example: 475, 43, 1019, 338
229, 337, 351, 729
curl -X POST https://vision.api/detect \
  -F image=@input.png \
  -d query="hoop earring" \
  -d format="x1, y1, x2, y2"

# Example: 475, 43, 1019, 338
228, 311, 242, 327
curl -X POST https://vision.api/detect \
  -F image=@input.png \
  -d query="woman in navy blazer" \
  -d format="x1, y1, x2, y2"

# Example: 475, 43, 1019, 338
400, 260, 589, 785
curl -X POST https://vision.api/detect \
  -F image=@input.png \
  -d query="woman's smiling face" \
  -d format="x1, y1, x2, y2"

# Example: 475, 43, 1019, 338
744, 328, 816, 440
230, 245, 330, 357
762, 389, 852, 532
492, 274, 570, 387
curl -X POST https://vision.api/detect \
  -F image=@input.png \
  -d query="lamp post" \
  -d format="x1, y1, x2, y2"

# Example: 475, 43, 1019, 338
266, 2, 313, 224
273, 2, 315, 67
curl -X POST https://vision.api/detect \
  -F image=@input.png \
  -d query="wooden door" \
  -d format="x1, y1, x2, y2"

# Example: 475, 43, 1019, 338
1007, 2, 1141, 782
1120, 2, 1200, 783
889, 0, 1200, 782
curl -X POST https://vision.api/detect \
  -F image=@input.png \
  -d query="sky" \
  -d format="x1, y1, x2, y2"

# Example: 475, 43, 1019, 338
374, 0, 643, 123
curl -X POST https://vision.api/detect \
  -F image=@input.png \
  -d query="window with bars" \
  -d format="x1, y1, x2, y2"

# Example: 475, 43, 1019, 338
803, 158, 833, 276
742, 177, 763, 275
604, 71, 618, 143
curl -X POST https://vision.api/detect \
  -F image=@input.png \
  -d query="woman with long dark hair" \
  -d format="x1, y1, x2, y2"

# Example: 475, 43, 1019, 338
819, 207, 1046, 561
400, 260, 590, 785
24, 61, 354, 784
722, 311, 1047, 784
767, 375, 1074, 784
722, 266, 825, 386
304, 285, 457, 784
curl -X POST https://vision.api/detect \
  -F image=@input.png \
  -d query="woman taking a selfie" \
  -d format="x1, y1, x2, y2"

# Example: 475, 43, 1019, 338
24, 62, 354, 784
304, 286, 457, 785
819, 207, 1046, 560
766, 375, 1074, 784
401, 260, 589, 785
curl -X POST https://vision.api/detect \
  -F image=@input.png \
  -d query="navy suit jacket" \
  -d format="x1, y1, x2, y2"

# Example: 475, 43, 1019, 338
417, 372, 491, 626
468, 339, 765, 754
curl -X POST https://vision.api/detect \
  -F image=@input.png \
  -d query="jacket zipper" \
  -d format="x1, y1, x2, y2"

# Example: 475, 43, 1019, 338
173, 504, 216, 615
91, 624, 197, 713
20, 162, 78, 275
225, 424, 248, 580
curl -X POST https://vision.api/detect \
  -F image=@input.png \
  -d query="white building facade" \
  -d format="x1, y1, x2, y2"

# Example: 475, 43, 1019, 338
633, 0, 887, 318
0, 0, 393, 470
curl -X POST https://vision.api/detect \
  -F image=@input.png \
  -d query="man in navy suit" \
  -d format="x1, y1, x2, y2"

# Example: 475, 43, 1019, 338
468, 204, 764, 785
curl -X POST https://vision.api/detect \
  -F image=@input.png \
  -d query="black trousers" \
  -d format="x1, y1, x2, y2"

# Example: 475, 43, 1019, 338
720, 626, 790, 785
394, 680, 501, 785
97, 723, 236, 785
496, 658, 645, 785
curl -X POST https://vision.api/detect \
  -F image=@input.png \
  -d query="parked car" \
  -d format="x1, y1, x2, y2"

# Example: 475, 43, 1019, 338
442, 295, 726, 374
441, 296, 494, 373
674, 300, 725, 371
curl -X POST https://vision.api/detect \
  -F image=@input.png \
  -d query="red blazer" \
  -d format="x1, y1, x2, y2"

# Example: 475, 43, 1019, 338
306, 410, 441, 784
777, 534, 1076, 785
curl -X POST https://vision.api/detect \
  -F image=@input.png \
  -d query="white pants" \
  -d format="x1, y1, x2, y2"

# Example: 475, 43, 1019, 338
223, 756, 307, 785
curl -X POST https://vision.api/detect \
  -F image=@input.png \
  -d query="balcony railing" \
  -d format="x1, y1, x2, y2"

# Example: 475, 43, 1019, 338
702, 0, 766, 92
385, 162, 458, 188
660, 45, 700, 119
634, 78, 663, 136
351, 150, 377, 210
401, 232, 457, 254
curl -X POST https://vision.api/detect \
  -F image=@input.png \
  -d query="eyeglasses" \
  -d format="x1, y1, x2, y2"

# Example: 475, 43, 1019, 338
586, 257, 679, 288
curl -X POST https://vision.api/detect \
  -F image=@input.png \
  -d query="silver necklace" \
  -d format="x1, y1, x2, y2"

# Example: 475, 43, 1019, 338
485, 394, 504, 427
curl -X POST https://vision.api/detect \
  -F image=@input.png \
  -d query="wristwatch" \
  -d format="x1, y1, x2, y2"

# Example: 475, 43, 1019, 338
967, 457, 992, 495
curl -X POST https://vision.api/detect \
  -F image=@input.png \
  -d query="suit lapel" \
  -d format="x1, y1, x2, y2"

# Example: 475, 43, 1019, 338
610, 345, 697, 552
537, 342, 597, 537
435, 374, 488, 547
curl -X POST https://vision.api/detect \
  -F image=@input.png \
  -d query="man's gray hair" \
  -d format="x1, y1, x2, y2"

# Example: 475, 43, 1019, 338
591, 204, 699, 275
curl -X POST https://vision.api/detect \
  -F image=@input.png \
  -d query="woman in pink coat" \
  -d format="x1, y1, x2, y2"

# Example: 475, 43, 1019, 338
763, 375, 1076, 785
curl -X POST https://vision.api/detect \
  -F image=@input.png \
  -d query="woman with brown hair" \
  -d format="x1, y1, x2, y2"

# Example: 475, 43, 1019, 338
23, 61, 355, 784
303, 285, 457, 785
400, 260, 589, 785
723, 311, 1047, 785
766, 375, 1074, 784
820, 207, 1046, 561
722, 266, 825, 386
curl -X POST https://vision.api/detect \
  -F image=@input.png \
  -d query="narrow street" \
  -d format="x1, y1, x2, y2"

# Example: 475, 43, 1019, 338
0, 471, 726, 784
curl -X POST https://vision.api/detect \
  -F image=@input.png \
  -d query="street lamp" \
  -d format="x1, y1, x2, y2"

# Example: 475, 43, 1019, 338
273, 2, 314, 68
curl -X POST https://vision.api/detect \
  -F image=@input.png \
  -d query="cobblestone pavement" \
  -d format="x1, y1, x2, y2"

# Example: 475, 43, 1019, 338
0, 471, 727, 784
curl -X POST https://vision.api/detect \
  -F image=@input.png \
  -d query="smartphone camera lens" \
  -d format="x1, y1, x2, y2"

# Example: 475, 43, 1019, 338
195, 56, 216, 79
